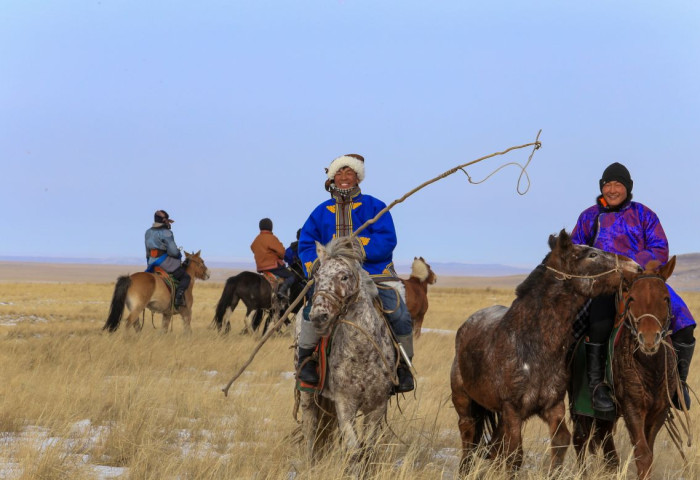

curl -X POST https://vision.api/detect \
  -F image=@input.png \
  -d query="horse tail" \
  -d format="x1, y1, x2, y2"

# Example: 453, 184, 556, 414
103, 275, 131, 332
213, 276, 238, 330
471, 402, 499, 449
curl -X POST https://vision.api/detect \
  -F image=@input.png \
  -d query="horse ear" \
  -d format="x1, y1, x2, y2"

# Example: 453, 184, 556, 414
195, 250, 201, 256
658, 256, 676, 280
315, 241, 327, 263
557, 229, 572, 250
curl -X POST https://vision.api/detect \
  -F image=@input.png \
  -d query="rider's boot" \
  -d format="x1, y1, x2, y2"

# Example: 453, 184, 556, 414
297, 346, 320, 385
585, 341, 615, 412
174, 287, 187, 308
394, 334, 415, 394
673, 340, 695, 410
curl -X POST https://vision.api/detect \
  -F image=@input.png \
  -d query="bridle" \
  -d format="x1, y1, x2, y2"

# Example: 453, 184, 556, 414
311, 258, 362, 321
618, 274, 672, 341
545, 253, 622, 282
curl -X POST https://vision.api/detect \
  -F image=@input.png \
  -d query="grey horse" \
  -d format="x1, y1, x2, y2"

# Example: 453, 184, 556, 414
297, 236, 397, 466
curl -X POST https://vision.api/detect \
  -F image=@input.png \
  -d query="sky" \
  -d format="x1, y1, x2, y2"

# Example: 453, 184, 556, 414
2, 1, 699, 269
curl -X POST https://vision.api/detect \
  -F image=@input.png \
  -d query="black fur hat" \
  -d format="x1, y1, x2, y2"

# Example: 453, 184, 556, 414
599, 162, 633, 194
154, 210, 173, 224
259, 218, 273, 231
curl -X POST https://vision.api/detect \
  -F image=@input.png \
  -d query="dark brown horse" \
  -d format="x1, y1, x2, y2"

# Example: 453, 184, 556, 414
450, 230, 640, 474
103, 251, 210, 333
570, 258, 678, 480
211, 268, 305, 336
401, 256, 437, 338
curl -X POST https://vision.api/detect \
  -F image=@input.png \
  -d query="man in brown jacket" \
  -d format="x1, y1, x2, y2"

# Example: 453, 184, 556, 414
250, 218, 295, 299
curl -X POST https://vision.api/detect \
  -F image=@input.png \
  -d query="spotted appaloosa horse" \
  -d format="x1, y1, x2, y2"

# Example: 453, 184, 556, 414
401, 256, 437, 338
450, 230, 640, 474
297, 236, 396, 467
103, 251, 210, 333
571, 257, 678, 480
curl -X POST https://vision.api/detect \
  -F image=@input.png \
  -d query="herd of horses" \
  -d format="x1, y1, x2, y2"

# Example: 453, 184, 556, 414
101, 232, 688, 479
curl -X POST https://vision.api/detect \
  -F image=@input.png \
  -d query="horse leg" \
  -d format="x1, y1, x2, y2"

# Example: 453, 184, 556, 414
124, 294, 147, 332
624, 409, 654, 479
242, 309, 256, 334
596, 419, 619, 470
161, 313, 172, 332
450, 372, 478, 474
538, 401, 571, 473
300, 392, 320, 463
571, 413, 592, 469
500, 405, 524, 471
180, 307, 192, 334
335, 400, 361, 463
414, 313, 424, 338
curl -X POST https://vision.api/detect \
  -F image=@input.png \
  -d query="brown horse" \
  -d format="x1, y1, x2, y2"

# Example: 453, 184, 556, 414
103, 251, 210, 333
570, 258, 678, 480
401, 256, 437, 338
450, 230, 640, 474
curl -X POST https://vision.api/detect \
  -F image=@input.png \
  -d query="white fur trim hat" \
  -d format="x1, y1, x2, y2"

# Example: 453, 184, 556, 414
325, 154, 365, 182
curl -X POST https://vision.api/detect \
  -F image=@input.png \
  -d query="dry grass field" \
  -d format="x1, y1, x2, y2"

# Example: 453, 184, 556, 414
0, 263, 698, 479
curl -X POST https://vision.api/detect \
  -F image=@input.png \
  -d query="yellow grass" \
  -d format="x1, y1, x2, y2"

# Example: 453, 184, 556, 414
0, 276, 698, 479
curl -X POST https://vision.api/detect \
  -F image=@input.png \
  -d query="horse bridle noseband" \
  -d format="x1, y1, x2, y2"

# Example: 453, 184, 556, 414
618, 274, 673, 340
311, 260, 362, 320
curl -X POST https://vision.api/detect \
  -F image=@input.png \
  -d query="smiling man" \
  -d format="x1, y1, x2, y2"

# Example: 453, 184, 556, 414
295, 153, 415, 394
571, 162, 696, 411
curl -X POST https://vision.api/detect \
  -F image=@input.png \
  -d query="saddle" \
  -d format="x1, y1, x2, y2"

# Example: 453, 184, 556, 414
260, 271, 283, 290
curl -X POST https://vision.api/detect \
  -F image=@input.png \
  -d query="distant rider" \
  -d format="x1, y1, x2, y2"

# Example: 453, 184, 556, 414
145, 210, 190, 308
251, 218, 296, 300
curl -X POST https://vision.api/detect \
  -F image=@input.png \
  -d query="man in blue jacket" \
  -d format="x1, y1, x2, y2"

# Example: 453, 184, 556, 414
145, 210, 190, 307
296, 154, 414, 393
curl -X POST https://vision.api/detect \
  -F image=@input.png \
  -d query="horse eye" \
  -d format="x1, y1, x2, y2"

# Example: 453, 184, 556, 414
588, 252, 598, 258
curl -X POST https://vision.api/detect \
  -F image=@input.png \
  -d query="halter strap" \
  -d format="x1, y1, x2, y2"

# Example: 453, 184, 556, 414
545, 253, 621, 281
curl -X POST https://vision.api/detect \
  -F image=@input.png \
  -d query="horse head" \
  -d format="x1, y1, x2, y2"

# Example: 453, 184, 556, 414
545, 229, 641, 296
309, 237, 375, 337
184, 250, 211, 281
619, 257, 675, 354
411, 256, 438, 284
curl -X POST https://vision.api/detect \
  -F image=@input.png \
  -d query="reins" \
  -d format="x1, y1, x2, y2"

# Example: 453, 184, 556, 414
545, 254, 622, 282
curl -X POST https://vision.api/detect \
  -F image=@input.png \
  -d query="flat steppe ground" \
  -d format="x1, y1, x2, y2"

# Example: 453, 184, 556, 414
0, 262, 698, 479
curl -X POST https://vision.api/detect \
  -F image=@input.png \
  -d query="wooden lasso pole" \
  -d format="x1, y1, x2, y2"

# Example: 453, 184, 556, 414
221, 130, 542, 396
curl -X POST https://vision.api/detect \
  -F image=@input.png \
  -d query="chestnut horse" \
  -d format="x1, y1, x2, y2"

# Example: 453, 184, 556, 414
570, 258, 678, 480
401, 256, 437, 338
450, 230, 640, 474
103, 251, 210, 333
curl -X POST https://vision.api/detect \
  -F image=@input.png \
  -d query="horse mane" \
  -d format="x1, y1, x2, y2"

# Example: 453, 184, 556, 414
514, 253, 550, 298
324, 236, 364, 264
323, 237, 377, 298
410, 257, 429, 282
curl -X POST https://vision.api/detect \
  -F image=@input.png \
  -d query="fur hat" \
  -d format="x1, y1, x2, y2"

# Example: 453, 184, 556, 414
259, 218, 273, 231
325, 154, 365, 182
599, 162, 633, 194
154, 210, 174, 224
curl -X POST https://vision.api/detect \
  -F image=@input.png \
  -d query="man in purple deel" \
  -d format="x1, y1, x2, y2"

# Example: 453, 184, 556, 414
572, 162, 696, 411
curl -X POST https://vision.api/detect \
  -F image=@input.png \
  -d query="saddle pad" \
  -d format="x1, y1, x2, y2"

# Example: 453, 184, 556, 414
569, 325, 621, 421
296, 335, 331, 393
153, 267, 178, 292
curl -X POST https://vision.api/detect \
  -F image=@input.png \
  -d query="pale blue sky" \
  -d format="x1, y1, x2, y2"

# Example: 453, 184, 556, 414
2, 1, 699, 267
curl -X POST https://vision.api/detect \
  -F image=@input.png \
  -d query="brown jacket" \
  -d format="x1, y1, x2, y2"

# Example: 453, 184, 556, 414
251, 231, 285, 271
